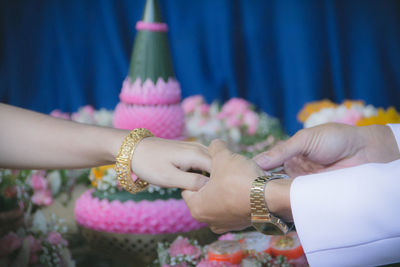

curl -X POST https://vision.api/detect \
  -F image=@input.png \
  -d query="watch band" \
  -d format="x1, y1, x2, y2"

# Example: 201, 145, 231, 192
250, 175, 292, 235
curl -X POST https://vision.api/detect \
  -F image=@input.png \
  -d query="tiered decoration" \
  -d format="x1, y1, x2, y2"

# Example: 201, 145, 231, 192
74, 1, 214, 265
113, 0, 184, 139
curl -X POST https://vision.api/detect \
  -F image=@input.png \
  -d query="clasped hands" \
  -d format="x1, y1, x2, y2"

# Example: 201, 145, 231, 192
132, 123, 400, 234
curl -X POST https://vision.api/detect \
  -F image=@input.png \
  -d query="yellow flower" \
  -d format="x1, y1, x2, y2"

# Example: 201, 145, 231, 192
90, 165, 115, 188
356, 107, 400, 126
342, 100, 364, 109
297, 100, 337, 122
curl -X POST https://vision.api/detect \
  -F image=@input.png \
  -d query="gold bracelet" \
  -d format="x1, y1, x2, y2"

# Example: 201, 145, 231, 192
115, 128, 154, 194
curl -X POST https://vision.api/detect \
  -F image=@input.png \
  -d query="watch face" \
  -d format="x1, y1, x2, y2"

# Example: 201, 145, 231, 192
252, 222, 285, 236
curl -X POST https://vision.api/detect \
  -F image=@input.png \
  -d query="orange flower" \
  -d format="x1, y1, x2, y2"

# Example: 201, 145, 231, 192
356, 107, 400, 126
297, 100, 337, 122
342, 100, 364, 109
90, 165, 115, 187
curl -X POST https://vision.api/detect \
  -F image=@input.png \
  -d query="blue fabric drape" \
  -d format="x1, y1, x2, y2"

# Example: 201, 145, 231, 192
1, 0, 400, 134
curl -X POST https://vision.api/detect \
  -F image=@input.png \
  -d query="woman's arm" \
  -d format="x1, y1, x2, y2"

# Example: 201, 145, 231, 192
0, 103, 126, 169
0, 104, 210, 190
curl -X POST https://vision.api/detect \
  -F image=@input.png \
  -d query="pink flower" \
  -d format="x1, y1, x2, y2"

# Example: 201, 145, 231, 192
200, 104, 210, 115
50, 110, 70, 120
81, 105, 95, 115
47, 232, 68, 246
31, 173, 48, 191
169, 237, 201, 259
0, 232, 23, 257
218, 233, 235, 241
182, 95, 205, 114
334, 109, 363, 126
32, 190, 53, 206
243, 110, 259, 135
219, 98, 250, 118
226, 115, 242, 127
197, 259, 240, 267
26, 235, 42, 264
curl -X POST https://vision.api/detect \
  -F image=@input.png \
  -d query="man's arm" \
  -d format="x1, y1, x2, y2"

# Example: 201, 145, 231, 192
290, 160, 400, 266
272, 124, 400, 266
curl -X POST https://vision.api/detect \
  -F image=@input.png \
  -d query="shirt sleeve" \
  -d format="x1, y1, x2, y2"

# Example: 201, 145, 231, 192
290, 125, 400, 267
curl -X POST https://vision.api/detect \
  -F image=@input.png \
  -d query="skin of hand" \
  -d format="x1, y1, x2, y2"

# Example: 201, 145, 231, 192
182, 139, 293, 234
253, 123, 400, 177
132, 138, 211, 191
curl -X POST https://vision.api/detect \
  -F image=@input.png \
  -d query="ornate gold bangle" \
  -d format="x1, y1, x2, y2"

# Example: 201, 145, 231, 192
115, 128, 154, 194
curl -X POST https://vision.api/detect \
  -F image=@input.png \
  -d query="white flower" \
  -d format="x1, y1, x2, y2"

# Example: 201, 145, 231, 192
94, 109, 114, 127
228, 127, 241, 143
304, 107, 337, 128
47, 171, 62, 195
32, 210, 48, 233
362, 105, 378, 118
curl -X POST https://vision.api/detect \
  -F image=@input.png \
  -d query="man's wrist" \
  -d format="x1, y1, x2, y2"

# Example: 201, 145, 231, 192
264, 179, 293, 222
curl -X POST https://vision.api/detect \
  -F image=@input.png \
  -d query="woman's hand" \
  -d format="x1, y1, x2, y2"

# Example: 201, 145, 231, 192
253, 123, 400, 177
131, 137, 211, 191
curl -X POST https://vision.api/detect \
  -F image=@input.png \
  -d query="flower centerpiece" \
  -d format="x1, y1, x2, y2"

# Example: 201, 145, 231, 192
182, 96, 286, 157
75, 164, 215, 265
0, 210, 73, 267
152, 232, 308, 267
298, 99, 400, 128
0, 170, 74, 266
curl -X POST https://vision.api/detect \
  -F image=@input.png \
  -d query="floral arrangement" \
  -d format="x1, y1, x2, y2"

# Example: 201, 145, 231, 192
50, 105, 114, 127
182, 96, 286, 157
0, 169, 88, 213
0, 169, 82, 266
298, 99, 400, 128
76, 165, 205, 234
88, 165, 179, 198
153, 233, 308, 267
0, 209, 74, 267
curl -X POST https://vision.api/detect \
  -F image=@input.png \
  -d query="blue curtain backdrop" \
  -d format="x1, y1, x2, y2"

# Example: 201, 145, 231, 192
1, 0, 400, 134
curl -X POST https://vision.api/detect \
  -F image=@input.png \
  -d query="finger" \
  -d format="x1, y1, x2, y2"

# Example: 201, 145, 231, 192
179, 148, 212, 173
181, 189, 196, 202
167, 170, 209, 191
210, 226, 226, 234
253, 132, 306, 170
181, 190, 204, 222
209, 139, 231, 158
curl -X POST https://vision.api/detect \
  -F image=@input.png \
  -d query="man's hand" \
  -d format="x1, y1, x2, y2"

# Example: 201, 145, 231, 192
253, 123, 400, 177
182, 140, 265, 234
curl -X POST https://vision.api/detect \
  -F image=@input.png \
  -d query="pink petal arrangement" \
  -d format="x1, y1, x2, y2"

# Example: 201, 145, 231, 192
74, 190, 206, 234
169, 237, 202, 259
120, 77, 181, 105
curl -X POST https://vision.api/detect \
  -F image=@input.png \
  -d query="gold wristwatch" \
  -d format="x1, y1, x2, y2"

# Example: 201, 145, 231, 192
250, 173, 293, 235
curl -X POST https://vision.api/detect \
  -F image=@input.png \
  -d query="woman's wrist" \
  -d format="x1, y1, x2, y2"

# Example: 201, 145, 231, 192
264, 179, 293, 222
102, 128, 131, 163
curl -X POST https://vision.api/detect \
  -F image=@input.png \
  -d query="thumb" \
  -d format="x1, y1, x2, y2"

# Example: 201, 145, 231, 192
181, 189, 202, 220
181, 189, 196, 202
209, 139, 230, 158
253, 131, 306, 170
209, 139, 233, 172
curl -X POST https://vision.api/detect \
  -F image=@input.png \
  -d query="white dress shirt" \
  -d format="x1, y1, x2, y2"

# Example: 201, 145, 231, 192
290, 124, 400, 267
